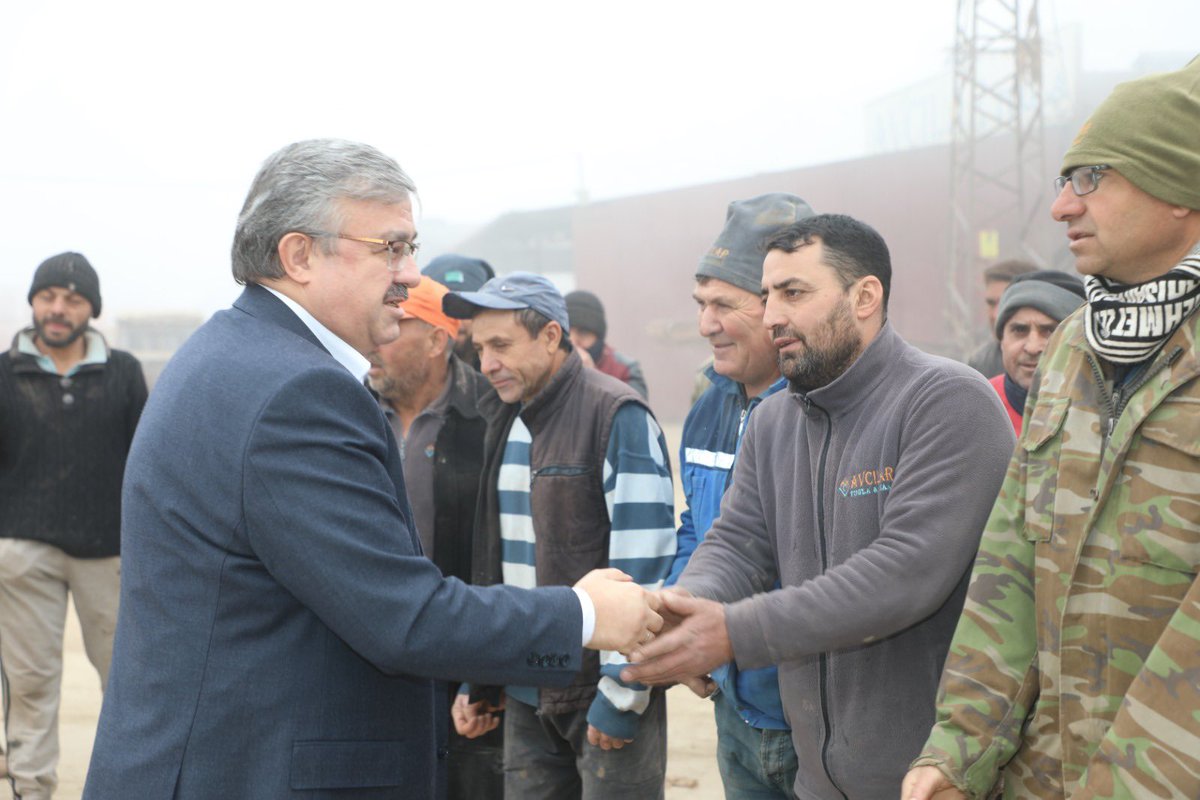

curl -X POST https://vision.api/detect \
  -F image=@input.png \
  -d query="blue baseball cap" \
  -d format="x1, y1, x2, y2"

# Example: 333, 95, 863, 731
442, 272, 570, 332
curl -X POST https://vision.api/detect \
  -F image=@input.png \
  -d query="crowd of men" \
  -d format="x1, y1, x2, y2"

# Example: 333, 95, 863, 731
0, 56, 1196, 800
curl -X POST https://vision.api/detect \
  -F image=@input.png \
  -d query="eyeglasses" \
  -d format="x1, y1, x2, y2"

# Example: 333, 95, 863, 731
310, 232, 420, 271
1054, 164, 1110, 197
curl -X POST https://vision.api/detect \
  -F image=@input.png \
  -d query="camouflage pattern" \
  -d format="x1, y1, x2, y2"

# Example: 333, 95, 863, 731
912, 303, 1200, 798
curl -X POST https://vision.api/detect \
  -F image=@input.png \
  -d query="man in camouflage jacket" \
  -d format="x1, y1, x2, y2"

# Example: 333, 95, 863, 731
904, 57, 1200, 799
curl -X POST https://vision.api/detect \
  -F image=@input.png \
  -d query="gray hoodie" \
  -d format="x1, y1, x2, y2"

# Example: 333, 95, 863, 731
679, 322, 1014, 800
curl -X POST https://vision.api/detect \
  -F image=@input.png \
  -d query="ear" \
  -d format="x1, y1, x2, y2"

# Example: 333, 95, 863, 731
851, 276, 884, 322
277, 232, 318, 286
429, 327, 451, 360
541, 320, 564, 353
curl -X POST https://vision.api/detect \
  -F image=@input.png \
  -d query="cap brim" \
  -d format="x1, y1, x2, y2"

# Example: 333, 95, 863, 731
442, 291, 528, 319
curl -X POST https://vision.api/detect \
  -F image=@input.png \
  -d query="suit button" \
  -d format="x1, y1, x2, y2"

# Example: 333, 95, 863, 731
437, 746, 449, 759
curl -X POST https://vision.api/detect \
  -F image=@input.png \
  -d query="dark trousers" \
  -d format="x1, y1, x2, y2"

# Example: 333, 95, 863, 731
503, 691, 666, 799
448, 725, 503, 800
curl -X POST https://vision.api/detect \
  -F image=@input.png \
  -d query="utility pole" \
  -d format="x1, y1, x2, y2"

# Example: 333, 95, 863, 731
948, 0, 1046, 354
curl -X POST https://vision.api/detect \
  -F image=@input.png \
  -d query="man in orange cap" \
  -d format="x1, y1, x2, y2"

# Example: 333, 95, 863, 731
367, 276, 503, 800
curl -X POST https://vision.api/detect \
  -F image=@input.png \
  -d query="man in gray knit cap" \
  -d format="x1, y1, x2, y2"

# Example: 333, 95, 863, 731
987, 270, 1085, 434
662, 193, 813, 799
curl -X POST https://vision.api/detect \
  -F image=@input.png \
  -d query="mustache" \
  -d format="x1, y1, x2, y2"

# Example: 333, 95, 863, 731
384, 283, 409, 304
771, 326, 804, 343
39, 314, 75, 328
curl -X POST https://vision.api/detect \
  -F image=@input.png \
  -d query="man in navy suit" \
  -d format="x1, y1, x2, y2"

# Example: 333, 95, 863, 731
82, 139, 661, 800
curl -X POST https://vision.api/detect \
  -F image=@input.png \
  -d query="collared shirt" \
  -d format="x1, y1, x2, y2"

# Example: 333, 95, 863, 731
262, 286, 370, 380
18, 329, 108, 375
378, 375, 454, 556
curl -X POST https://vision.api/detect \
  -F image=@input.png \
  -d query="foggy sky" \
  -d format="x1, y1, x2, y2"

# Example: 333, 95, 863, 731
1, 0, 1196, 333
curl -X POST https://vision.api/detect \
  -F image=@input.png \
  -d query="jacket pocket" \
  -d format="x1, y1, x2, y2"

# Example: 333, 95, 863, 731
531, 463, 609, 556
1020, 397, 1070, 543
290, 740, 407, 789
1116, 406, 1200, 575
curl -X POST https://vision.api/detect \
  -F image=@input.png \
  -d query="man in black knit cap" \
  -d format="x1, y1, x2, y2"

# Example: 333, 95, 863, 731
0, 252, 147, 800
564, 290, 648, 399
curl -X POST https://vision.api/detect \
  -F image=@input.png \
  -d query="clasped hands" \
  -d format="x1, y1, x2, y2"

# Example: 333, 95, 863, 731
576, 573, 729, 692
617, 587, 729, 694
455, 576, 728, 746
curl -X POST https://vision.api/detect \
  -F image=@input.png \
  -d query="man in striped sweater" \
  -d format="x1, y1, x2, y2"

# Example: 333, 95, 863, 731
444, 273, 676, 799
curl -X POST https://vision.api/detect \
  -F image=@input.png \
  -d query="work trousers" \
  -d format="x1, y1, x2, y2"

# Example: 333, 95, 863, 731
0, 539, 119, 800
504, 690, 667, 799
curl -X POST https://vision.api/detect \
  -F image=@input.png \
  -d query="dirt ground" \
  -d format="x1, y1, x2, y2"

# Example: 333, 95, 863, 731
1, 602, 722, 800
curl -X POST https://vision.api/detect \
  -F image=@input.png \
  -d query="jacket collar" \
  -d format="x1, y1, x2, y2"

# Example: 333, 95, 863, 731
445, 354, 488, 419
255, 285, 368, 379
9, 327, 110, 375
1063, 297, 1200, 391
704, 363, 787, 402
519, 348, 583, 425
476, 348, 583, 427
233, 283, 323, 347
793, 321, 900, 417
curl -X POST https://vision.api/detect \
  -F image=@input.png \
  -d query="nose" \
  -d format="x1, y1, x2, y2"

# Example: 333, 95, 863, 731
761, 295, 782, 332
478, 349, 499, 376
1050, 183, 1084, 222
393, 252, 420, 288
1025, 330, 1049, 357
697, 305, 721, 337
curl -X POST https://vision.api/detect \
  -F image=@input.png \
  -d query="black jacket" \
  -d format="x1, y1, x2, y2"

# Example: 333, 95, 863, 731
427, 355, 494, 583
0, 330, 147, 557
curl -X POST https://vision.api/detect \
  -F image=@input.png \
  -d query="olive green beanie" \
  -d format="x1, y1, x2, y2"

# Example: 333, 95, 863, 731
1061, 55, 1200, 210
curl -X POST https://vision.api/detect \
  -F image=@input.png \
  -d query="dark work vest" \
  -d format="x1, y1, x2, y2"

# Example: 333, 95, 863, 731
474, 350, 648, 714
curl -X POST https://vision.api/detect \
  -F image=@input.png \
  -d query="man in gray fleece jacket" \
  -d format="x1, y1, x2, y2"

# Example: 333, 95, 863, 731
624, 214, 1015, 799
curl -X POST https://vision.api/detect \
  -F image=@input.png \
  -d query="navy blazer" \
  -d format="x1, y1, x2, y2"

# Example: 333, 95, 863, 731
84, 285, 581, 799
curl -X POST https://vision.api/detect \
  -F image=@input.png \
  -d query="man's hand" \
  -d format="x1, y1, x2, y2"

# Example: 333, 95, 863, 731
575, 568, 663, 653
451, 692, 503, 739
900, 765, 966, 800
680, 674, 718, 698
587, 724, 633, 750
619, 591, 732, 685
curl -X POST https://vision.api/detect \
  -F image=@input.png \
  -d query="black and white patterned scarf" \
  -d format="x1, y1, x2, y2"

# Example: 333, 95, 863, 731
1084, 244, 1200, 363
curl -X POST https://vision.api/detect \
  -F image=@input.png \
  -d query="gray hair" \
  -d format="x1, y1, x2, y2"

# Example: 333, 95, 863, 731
231, 139, 417, 284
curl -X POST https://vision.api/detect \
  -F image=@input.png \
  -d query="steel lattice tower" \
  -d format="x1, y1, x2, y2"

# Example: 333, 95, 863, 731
948, 0, 1046, 353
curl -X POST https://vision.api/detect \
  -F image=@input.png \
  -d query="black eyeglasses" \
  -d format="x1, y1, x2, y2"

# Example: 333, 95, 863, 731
1054, 164, 1110, 197
310, 232, 420, 271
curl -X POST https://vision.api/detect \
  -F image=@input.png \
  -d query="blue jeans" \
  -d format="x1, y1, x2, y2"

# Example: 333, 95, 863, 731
714, 692, 798, 800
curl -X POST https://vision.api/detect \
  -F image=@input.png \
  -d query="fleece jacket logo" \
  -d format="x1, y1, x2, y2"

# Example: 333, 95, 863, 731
837, 466, 894, 498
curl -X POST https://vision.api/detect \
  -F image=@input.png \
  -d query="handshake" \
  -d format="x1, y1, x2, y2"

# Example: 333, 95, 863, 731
453, 572, 733, 745
575, 570, 732, 693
